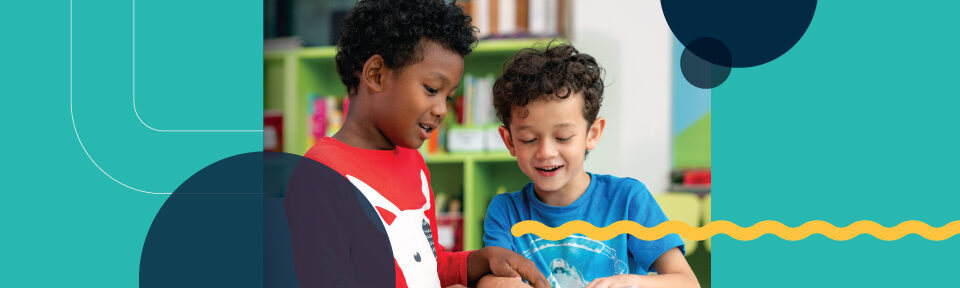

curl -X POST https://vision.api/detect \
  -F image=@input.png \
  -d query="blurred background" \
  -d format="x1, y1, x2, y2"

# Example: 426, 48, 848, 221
263, 1, 711, 286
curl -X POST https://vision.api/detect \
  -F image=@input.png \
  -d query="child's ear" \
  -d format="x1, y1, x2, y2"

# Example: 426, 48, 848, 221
586, 116, 606, 151
361, 55, 387, 93
498, 125, 517, 157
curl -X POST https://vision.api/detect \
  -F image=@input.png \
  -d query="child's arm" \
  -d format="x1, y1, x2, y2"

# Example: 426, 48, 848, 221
467, 246, 550, 288
470, 194, 550, 288
423, 162, 547, 288
584, 247, 699, 288
476, 275, 533, 288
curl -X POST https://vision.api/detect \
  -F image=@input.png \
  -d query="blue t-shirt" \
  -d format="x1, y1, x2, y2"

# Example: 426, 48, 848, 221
483, 173, 684, 287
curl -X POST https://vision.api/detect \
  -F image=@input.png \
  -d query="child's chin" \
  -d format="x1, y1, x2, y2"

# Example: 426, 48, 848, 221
532, 180, 563, 193
400, 138, 426, 150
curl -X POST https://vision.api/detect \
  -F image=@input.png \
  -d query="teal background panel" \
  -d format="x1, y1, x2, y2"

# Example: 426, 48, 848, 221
1, 1, 262, 287
713, 1, 960, 287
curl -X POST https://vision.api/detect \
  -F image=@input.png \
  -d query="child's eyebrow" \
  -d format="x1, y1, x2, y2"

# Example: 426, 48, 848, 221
427, 72, 451, 85
514, 123, 574, 132
427, 72, 460, 92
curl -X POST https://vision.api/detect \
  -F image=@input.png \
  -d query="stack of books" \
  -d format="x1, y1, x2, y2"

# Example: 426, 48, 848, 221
457, 0, 566, 39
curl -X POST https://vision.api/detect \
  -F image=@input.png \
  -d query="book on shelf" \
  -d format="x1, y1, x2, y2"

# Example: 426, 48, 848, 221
466, 0, 490, 38
463, 74, 496, 127
458, 0, 565, 39
441, 74, 509, 154
306, 93, 346, 149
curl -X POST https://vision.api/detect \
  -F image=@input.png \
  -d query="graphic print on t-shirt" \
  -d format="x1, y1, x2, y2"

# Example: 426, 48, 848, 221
521, 235, 628, 288
346, 170, 440, 288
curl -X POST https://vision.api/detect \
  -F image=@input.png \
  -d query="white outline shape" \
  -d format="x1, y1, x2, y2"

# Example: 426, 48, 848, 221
131, 0, 262, 133
71, 0, 170, 195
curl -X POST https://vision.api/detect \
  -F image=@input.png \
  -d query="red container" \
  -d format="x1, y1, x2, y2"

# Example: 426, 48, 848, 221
264, 110, 283, 152
435, 213, 464, 252
683, 170, 711, 186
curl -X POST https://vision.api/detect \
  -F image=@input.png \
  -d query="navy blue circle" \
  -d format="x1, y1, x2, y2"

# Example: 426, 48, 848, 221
139, 152, 395, 288
680, 37, 732, 89
662, 0, 817, 68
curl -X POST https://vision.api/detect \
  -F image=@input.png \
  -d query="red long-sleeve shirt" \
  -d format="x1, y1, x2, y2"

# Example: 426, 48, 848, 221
289, 137, 470, 287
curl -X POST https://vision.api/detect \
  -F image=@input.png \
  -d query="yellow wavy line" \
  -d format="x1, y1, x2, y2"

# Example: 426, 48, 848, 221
511, 220, 960, 241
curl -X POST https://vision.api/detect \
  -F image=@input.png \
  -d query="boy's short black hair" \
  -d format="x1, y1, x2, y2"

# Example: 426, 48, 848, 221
493, 42, 605, 129
336, 0, 479, 95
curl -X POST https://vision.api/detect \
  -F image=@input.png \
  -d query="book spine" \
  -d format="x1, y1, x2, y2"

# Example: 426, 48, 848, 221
497, 0, 517, 35
516, 0, 529, 34
474, 0, 490, 38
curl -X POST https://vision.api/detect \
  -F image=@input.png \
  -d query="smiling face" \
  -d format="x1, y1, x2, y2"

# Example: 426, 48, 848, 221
499, 93, 605, 199
372, 40, 464, 149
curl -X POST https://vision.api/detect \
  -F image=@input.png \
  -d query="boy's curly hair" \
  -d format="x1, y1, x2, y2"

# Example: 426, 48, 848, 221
336, 0, 478, 95
493, 42, 605, 129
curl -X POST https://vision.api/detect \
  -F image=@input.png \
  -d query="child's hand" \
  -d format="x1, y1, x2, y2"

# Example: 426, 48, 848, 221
584, 274, 642, 288
468, 246, 550, 288
477, 275, 533, 288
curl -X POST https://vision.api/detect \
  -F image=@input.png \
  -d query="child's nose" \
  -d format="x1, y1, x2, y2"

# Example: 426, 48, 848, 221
536, 140, 559, 159
430, 101, 447, 120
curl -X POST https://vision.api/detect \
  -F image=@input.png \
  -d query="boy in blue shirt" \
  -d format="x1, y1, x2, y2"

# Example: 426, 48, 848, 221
479, 43, 700, 288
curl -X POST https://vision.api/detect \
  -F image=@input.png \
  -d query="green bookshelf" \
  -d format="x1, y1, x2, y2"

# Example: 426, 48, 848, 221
264, 38, 561, 251
422, 152, 531, 251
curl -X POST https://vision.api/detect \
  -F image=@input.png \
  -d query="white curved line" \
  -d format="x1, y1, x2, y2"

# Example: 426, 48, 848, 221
71, 0, 170, 195
131, 0, 262, 133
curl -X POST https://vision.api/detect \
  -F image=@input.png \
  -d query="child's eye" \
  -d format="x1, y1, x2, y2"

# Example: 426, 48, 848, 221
424, 85, 438, 95
556, 136, 573, 142
520, 138, 537, 144
446, 95, 454, 102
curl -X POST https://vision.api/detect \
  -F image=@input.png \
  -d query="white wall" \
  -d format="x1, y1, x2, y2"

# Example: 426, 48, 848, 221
570, 0, 674, 194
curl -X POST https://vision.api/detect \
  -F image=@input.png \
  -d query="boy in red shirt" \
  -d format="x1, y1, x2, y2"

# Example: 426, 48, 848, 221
283, 1, 548, 287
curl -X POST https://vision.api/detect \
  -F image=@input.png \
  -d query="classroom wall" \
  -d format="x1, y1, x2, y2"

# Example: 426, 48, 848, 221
570, 0, 674, 193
